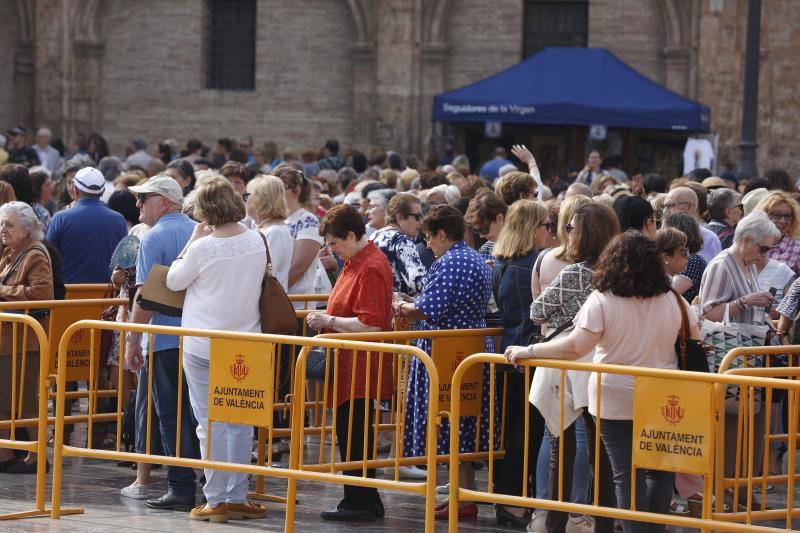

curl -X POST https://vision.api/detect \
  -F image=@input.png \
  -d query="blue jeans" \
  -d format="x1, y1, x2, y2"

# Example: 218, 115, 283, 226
152, 348, 200, 499
535, 419, 590, 503
135, 357, 163, 455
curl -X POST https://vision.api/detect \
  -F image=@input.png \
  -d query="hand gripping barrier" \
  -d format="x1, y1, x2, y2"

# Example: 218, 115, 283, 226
48, 319, 430, 533
714, 345, 800, 528
447, 353, 800, 533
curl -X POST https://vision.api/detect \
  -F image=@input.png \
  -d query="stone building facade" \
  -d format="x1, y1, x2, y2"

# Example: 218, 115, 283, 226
1, 0, 798, 176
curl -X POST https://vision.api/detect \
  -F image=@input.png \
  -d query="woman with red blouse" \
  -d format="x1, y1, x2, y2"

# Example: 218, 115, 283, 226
306, 204, 394, 523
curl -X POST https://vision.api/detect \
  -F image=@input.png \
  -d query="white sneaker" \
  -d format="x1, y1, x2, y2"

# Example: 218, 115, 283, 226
120, 481, 149, 500
436, 483, 449, 494
527, 509, 547, 532
566, 513, 595, 533
397, 465, 428, 479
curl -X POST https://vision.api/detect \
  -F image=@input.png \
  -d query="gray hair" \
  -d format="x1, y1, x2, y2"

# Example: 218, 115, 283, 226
98, 156, 123, 182
707, 188, 739, 221
0, 201, 44, 241
367, 188, 396, 208
733, 211, 780, 245
60, 155, 95, 178
498, 163, 518, 177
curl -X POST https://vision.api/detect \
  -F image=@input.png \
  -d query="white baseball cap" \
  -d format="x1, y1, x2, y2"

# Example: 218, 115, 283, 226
73, 167, 105, 195
129, 175, 184, 204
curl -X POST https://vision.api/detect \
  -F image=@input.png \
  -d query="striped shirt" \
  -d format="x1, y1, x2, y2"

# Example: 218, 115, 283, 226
699, 249, 761, 324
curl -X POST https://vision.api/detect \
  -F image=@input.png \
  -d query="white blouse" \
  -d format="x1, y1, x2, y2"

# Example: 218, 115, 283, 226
166, 228, 266, 358
258, 222, 293, 291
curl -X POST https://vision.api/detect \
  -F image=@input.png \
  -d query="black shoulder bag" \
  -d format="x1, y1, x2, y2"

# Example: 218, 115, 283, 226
672, 289, 710, 373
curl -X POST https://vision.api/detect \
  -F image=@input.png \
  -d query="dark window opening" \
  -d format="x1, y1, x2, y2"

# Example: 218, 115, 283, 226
205, 0, 256, 90
523, 0, 588, 58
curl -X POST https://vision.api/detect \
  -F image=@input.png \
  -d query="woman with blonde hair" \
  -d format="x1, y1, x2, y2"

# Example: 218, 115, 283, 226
531, 195, 592, 299
245, 175, 293, 290
754, 191, 800, 274
492, 200, 552, 527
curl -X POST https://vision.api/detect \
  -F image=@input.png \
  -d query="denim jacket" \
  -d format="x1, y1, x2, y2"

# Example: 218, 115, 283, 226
493, 251, 539, 351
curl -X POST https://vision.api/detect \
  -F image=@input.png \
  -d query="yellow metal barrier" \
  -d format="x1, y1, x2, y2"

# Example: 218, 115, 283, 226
285, 330, 441, 533
447, 353, 800, 533
48, 319, 434, 533
64, 284, 111, 300
0, 313, 51, 520
714, 345, 800, 528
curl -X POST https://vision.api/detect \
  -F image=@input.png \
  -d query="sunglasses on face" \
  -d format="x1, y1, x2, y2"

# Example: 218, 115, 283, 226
474, 225, 491, 236
404, 212, 423, 221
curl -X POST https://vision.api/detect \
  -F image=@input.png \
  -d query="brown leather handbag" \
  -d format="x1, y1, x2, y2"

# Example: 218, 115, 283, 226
256, 231, 298, 335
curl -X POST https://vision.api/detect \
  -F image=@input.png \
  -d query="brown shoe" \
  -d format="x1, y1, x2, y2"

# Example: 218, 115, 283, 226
227, 501, 267, 520
189, 503, 228, 523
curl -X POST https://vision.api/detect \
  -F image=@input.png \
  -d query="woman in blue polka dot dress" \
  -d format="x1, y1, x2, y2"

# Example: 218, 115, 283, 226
394, 204, 500, 521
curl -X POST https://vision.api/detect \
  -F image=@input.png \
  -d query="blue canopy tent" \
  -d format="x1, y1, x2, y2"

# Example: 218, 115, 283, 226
433, 47, 710, 132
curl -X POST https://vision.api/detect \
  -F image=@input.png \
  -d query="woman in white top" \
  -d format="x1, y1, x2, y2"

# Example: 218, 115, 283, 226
166, 176, 268, 523
507, 232, 701, 533
245, 175, 293, 290
274, 166, 325, 309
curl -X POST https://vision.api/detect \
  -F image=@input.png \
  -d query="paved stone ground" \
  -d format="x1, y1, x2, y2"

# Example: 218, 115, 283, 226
0, 444, 797, 533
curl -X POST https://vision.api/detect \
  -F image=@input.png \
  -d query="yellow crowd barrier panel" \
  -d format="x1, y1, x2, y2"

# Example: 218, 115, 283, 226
0, 313, 52, 520
447, 353, 800, 533
309, 328, 504, 468
715, 345, 800, 528
48, 319, 430, 533
285, 332, 440, 533
64, 284, 112, 300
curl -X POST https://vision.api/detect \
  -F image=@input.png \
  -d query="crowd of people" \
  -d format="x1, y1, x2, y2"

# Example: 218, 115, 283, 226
1, 125, 799, 531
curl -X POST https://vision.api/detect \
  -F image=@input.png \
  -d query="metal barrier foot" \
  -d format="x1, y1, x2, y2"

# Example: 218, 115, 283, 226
247, 491, 289, 504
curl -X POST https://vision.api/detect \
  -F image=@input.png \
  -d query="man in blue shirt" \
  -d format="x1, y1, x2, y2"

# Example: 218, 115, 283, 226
45, 167, 127, 283
124, 175, 199, 512
478, 146, 514, 181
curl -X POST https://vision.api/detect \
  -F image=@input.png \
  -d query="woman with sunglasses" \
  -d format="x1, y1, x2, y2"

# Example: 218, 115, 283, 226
662, 212, 707, 303
698, 212, 779, 507
656, 226, 691, 291
464, 190, 508, 261
491, 200, 552, 527
754, 191, 800, 275
529, 203, 620, 533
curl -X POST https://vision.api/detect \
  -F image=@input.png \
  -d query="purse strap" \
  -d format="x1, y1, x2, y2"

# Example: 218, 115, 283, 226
255, 230, 273, 275
670, 288, 690, 368
1, 244, 47, 285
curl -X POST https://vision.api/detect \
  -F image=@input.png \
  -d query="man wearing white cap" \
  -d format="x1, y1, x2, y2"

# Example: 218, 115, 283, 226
45, 167, 127, 283
122, 175, 200, 511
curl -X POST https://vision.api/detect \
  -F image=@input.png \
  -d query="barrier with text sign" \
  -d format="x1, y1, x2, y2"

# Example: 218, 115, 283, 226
48, 319, 429, 533
447, 353, 800, 533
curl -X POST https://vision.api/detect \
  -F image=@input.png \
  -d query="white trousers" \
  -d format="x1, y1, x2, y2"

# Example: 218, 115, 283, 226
183, 351, 253, 506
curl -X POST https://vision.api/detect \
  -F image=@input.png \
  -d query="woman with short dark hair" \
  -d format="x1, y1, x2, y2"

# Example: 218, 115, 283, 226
394, 204, 499, 521
612, 195, 656, 238
507, 231, 701, 533
305, 204, 394, 523
166, 158, 196, 193
464, 190, 508, 259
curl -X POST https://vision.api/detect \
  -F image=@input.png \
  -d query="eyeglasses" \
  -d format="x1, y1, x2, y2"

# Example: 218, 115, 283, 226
664, 201, 692, 211
769, 211, 793, 222
242, 192, 251, 200
404, 212, 423, 221
565, 223, 575, 234
474, 224, 491, 236
733, 203, 745, 212
137, 193, 156, 204
759, 244, 775, 254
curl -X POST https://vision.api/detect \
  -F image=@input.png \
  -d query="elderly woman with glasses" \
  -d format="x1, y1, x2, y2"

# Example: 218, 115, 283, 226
753, 191, 800, 275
